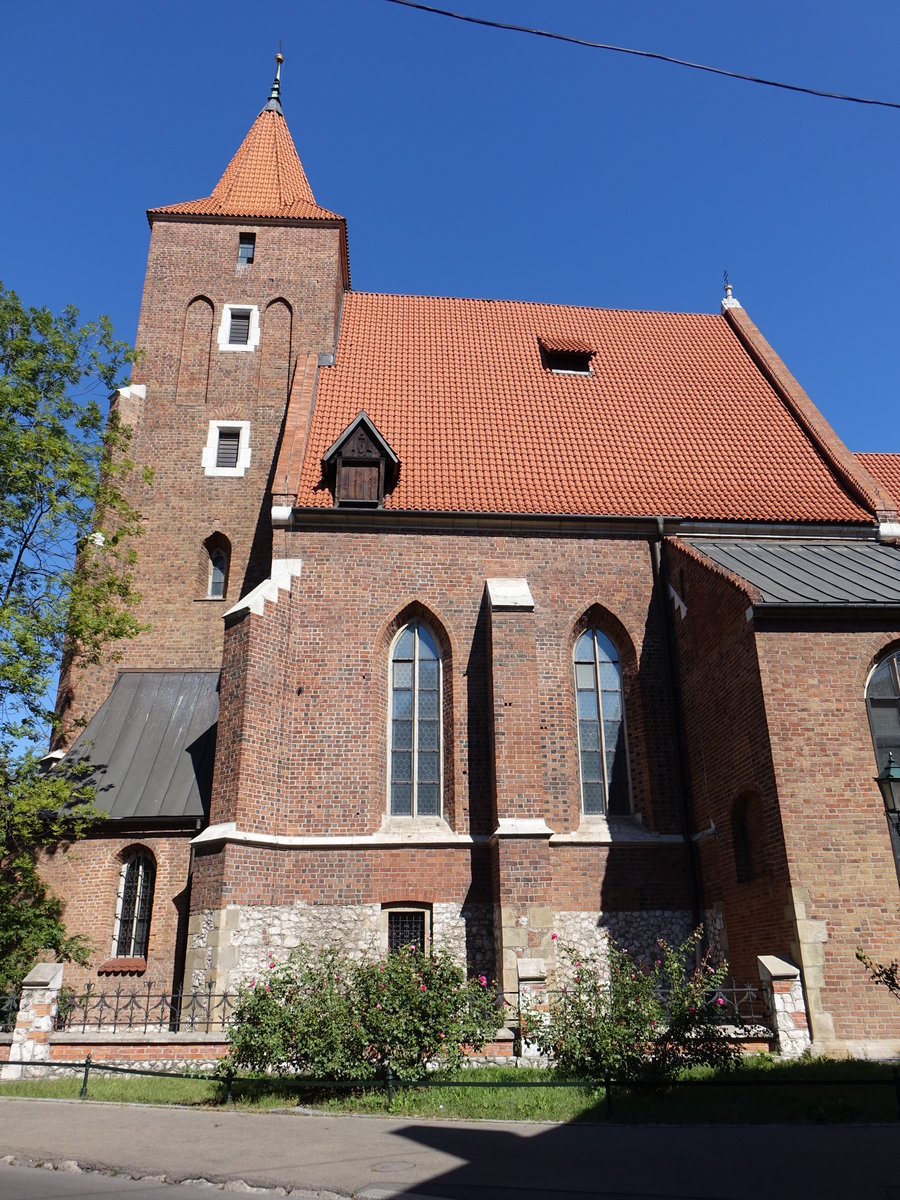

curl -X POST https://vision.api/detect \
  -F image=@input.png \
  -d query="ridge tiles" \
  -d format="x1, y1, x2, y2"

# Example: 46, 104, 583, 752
149, 107, 341, 222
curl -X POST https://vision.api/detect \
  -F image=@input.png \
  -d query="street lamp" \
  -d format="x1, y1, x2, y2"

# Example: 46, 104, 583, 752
875, 753, 900, 889
875, 752, 900, 825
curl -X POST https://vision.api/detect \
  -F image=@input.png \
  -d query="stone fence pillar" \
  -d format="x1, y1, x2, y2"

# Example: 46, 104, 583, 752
0, 963, 63, 1080
757, 954, 811, 1059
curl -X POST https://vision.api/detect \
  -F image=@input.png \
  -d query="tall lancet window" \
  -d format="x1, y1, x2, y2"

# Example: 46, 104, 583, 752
114, 850, 156, 960
390, 622, 442, 817
575, 629, 629, 814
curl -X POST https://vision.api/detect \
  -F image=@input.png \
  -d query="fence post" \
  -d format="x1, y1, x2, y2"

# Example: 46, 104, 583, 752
79, 1054, 92, 1100
225, 1066, 234, 1107
604, 1067, 612, 1120
386, 1066, 393, 1109
1, 962, 64, 1082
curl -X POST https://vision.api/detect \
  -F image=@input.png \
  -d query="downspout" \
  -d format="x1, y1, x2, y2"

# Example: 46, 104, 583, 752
650, 519, 705, 941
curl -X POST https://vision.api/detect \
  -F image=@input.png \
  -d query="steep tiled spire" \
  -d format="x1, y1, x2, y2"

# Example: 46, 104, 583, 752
149, 56, 341, 222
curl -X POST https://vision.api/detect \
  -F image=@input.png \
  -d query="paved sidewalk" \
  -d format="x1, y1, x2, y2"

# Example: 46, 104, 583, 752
1, 1099, 898, 1200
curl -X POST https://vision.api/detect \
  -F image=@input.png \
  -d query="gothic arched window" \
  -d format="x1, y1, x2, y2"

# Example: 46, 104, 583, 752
114, 850, 156, 960
867, 651, 900, 772
574, 629, 629, 814
390, 622, 442, 817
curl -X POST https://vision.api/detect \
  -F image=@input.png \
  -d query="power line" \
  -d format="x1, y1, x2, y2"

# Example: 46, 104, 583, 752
384, 0, 900, 112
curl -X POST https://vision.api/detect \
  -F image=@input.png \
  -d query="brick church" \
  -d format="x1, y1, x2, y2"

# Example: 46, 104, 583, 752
44, 58, 900, 1055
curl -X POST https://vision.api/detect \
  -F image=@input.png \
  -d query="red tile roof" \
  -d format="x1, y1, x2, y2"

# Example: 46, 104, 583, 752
857, 454, 900, 509
149, 109, 341, 222
288, 293, 873, 523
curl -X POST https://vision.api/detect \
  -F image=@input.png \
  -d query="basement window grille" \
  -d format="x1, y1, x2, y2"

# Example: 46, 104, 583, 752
387, 910, 426, 954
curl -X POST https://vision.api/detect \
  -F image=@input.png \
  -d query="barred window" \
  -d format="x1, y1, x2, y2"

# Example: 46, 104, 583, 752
114, 851, 156, 959
389, 622, 442, 817
574, 629, 629, 814
387, 910, 427, 954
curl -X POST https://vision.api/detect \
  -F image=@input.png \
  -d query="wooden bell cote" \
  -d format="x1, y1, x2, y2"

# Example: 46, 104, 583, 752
322, 411, 399, 508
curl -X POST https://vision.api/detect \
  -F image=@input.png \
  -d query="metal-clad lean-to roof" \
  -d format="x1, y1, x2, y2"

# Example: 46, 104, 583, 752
682, 540, 900, 607
63, 671, 219, 822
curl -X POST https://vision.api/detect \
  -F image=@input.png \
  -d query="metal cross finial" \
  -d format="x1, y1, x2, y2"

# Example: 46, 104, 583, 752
265, 51, 285, 114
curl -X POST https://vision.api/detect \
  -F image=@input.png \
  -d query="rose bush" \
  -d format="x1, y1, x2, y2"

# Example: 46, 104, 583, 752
226, 942, 502, 1079
527, 928, 739, 1082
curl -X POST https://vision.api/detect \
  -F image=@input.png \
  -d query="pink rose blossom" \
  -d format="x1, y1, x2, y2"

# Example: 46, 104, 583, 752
420, 983, 427, 992
479, 975, 487, 986
717, 996, 725, 1006
551, 933, 558, 941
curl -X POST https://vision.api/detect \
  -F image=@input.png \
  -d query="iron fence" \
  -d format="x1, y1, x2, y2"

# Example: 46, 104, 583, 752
515, 979, 768, 1027
1, 989, 19, 1033
57, 982, 236, 1034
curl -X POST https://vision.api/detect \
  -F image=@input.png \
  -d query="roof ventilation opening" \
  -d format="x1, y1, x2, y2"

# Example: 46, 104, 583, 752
538, 339, 593, 376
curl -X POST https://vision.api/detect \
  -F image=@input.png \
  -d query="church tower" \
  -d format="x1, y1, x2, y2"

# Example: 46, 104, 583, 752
63, 56, 349, 729
47, 60, 349, 989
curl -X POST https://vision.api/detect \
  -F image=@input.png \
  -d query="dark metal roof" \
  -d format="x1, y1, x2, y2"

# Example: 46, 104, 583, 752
681, 539, 900, 607
64, 671, 219, 822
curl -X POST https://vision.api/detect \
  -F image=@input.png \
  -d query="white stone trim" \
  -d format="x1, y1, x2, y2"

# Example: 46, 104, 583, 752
192, 819, 479, 850
550, 815, 684, 845
493, 817, 553, 837
117, 384, 146, 402
216, 303, 260, 352
877, 521, 900, 542
486, 577, 534, 610
202, 421, 252, 478
224, 558, 302, 620
271, 504, 293, 526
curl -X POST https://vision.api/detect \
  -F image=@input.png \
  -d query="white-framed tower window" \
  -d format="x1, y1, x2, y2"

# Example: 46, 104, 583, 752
389, 622, 443, 817
216, 303, 260, 352
202, 421, 252, 477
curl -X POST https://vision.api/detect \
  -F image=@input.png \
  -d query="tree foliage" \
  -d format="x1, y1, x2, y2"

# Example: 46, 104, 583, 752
226, 943, 502, 1079
0, 281, 145, 991
856, 946, 900, 1002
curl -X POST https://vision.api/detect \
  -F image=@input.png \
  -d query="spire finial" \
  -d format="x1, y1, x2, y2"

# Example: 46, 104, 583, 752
264, 51, 285, 115
721, 267, 741, 313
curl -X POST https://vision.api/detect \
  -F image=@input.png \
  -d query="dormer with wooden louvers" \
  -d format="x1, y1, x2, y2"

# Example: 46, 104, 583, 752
322, 411, 399, 508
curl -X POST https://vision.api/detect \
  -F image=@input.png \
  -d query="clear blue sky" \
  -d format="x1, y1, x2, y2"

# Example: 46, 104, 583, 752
4, 0, 898, 450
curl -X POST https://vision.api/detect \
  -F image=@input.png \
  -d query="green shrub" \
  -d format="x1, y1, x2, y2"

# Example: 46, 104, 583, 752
225, 943, 502, 1080
527, 928, 739, 1082
354, 943, 501, 1076
226, 946, 366, 1078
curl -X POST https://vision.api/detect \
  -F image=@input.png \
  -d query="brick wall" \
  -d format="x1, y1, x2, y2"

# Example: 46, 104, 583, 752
59, 217, 344, 736
224, 526, 683, 840
755, 620, 900, 1047
38, 832, 193, 990
664, 540, 796, 983
666, 539, 900, 1050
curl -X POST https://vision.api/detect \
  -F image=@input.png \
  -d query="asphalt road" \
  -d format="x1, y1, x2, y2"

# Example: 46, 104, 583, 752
2, 1098, 900, 1199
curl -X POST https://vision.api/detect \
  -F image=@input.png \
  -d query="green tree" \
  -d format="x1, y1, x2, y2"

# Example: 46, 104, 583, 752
0, 281, 146, 991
